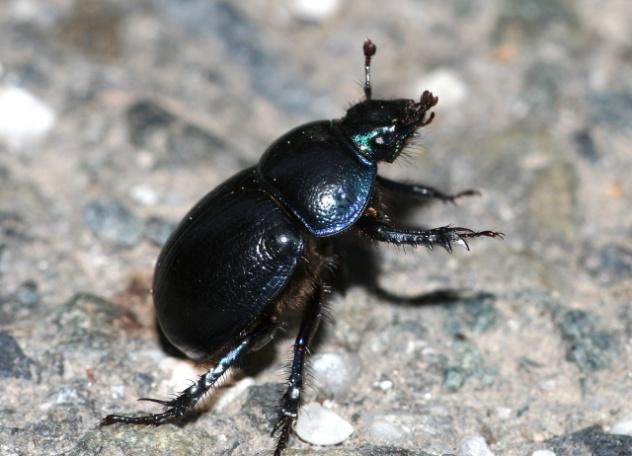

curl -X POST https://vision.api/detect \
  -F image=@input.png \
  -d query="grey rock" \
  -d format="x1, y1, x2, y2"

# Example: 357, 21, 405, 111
557, 309, 617, 371
144, 216, 176, 247
458, 435, 494, 456
546, 425, 632, 456
442, 340, 497, 392
589, 92, 632, 133
83, 198, 144, 247
14, 280, 39, 307
584, 244, 632, 285
67, 426, 216, 456
0, 330, 36, 379
574, 130, 599, 163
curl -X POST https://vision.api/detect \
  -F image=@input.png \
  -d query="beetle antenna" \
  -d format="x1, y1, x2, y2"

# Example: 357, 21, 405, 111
363, 39, 377, 100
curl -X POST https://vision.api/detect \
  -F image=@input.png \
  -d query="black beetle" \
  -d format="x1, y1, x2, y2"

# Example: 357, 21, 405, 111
102, 40, 503, 454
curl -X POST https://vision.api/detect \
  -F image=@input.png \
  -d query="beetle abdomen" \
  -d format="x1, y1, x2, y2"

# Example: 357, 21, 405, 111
258, 121, 376, 237
153, 168, 304, 360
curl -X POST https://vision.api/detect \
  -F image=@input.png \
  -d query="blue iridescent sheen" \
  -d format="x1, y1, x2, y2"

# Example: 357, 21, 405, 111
258, 121, 376, 237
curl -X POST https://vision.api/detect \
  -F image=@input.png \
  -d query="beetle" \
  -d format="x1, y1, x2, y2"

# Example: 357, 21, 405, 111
101, 40, 503, 455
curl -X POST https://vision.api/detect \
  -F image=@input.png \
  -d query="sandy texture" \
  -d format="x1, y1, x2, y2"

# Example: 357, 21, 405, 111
1, 1, 631, 455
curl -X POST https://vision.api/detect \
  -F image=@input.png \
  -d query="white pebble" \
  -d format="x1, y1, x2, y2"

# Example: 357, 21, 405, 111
415, 68, 468, 109
311, 351, 361, 399
213, 377, 255, 411
611, 415, 632, 436
130, 184, 160, 206
295, 402, 353, 446
531, 451, 556, 456
458, 436, 494, 456
0, 85, 55, 150
365, 415, 405, 443
495, 406, 512, 420
289, 0, 340, 22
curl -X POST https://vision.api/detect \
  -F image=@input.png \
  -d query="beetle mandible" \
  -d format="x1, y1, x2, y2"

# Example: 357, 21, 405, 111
101, 40, 503, 455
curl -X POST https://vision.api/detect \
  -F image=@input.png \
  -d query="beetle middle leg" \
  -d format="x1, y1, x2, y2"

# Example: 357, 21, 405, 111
101, 325, 271, 427
273, 283, 324, 456
377, 175, 480, 204
357, 217, 503, 252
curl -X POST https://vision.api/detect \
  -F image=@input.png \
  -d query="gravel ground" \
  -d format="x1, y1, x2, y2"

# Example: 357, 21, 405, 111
1, 1, 631, 455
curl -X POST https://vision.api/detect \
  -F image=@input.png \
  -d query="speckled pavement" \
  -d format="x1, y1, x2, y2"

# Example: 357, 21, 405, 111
1, 1, 631, 455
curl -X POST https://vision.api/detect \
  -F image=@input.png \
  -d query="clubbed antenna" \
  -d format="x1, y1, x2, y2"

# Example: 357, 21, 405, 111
363, 39, 377, 100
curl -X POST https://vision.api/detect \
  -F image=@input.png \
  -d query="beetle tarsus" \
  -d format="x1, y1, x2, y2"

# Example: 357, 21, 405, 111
358, 219, 502, 252
377, 176, 481, 204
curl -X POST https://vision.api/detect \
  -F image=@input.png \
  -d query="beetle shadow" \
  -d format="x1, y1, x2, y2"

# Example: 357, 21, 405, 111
331, 194, 492, 307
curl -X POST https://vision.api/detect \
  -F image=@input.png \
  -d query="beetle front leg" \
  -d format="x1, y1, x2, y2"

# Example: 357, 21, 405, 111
273, 285, 324, 456
358, 217, 503, 253
377, 175, 480, 204
101, 331, 260, 427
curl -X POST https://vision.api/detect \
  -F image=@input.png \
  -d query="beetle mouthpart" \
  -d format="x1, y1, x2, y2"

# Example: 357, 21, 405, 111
417, 90, 438, 127
402, 90, 439, 129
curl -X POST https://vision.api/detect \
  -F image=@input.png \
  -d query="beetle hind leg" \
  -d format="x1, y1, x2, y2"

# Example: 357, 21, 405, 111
101, 332, 258, 427
273, 283, 324, 456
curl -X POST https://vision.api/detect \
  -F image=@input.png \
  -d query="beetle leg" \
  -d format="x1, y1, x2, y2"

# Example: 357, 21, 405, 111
357, 218, 504, 253
101, 332, 258, 427
273, 284, 324, 456
377, 175, 480, 204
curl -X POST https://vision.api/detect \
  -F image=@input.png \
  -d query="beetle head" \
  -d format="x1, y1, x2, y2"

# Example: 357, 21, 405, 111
340, 90, 438, 163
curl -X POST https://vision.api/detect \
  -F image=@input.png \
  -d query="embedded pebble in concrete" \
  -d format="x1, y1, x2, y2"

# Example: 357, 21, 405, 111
143, 216, 176, 247
83, 199, 145, 247
311, 351, 362, 399
531, 450, 556, 456
557, 309, 617, 371
294, 402, 353, 446
457, 436, 494, 456
0, 85, 55, 150
610, 415, 632, 436
364, 414, 406, 444
289, 0, 341, 23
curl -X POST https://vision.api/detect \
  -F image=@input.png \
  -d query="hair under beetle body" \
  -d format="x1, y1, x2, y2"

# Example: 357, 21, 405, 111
101, 40, 503, 455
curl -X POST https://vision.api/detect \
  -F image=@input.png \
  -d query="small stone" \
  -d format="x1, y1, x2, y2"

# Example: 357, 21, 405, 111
364, 415, 406, 444
458, 435, 494, 456
289, 0, 340, 23
14, 280, 39, 307
311, 351, 361, 399
584, 244, 632, 285
295, 402, 353, 446
144, 216, 176, 247
0, 85, 55, 150
415, 68, 468, 108
83, 199, 144, 247
611, 416, 632, 436
130, 184, 160, 206
213, 377, 256, 412
0, 331, 36, 379
546, 425, 632, 456
557, 309, 617, 371
531, 451, 556, 456
495, 407, 512, 420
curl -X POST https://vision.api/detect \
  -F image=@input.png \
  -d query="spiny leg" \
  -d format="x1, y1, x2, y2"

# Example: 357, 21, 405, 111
101, 332, 258, 426
377, 175, 480, 204
273, 284, 324, 456
357, 217, 503, 253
